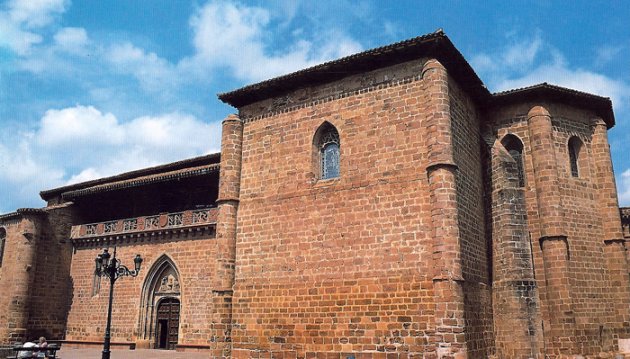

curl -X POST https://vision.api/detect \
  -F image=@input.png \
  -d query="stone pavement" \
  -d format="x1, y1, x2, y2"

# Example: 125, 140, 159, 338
56, 348, 209, 358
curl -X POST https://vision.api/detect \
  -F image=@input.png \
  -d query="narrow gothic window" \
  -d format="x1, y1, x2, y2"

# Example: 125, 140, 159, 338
0, 228, 5, 267
502, 134, 525, 187
568, 137, 582, 177
314, 122, 340, 180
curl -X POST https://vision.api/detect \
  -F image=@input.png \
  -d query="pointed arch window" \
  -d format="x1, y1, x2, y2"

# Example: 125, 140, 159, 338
502, 134, 525, 187
568, 136, 582, 178
314, 122, 340, 180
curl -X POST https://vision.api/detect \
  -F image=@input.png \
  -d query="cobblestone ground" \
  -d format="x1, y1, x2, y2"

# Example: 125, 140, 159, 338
57, 348, 209, 358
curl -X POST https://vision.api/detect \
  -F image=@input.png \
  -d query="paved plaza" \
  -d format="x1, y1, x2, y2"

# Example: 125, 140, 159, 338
56, 348, 209, 358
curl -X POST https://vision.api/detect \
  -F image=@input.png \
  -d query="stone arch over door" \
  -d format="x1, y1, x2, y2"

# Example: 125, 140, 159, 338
137, 255, 181, 349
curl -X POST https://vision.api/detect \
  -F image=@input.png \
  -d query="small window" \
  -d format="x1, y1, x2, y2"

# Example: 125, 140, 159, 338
314, 122, 340, 180
501, 134, 525, 187
0, 228, 5, 267
568, 137, 582, 178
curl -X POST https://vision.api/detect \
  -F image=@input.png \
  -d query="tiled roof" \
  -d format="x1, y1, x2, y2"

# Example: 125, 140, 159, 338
0, 208, 47, 221
218, 30, 615, 128
40, 153, 220, 201
218, 29, 490, 107
491, 83, 615, 127
60, 163, 219, 200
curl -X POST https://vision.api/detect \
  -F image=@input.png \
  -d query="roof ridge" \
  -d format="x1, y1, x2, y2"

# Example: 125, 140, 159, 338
492, 82, 611, 100
218, 30, 492, 107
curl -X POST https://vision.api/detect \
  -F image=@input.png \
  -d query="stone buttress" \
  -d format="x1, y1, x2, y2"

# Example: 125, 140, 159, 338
489, 138, 544, 358
591, 119, 630, 340
422, 59, 467, 359
213, 114, 243, 358
527, 105, 576, 357
0, 211, 45, 344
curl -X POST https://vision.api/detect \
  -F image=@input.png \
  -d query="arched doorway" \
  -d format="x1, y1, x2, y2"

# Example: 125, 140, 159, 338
137, 255, 181, 349
155, 298, 180, 349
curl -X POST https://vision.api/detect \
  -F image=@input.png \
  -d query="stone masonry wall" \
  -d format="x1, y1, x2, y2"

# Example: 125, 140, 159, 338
448, 78, 494, 358
27, 205, 76, 341
232, 59, 439, 358
64, 233, 221, 350
488, 102, 628, 357
0, 214, 43, 345
486, 137, 544, 358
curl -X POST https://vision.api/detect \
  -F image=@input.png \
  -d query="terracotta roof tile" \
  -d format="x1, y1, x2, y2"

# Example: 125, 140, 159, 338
490, 82, 615, 127
218, 29, 490, 107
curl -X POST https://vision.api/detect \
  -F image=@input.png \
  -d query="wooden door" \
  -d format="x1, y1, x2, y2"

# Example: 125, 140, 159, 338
155, 298, 180, 349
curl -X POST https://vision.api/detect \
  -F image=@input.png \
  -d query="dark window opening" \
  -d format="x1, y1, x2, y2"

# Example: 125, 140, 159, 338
568, 137, 582, 178
502, 134, 525, 187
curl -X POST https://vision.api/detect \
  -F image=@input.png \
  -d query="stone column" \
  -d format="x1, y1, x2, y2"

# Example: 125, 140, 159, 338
490, 142, 543, 359
212, 114, 243, 358
422, 59, 467, 359
0, 213, 42, 344
527, 106, 576, 356
591, 119, 630, 329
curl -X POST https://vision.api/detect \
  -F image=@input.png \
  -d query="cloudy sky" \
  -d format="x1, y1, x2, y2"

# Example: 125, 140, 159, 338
1, 0, 629, 213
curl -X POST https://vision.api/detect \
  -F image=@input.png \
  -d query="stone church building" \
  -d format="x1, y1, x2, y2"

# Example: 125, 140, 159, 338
1, 31, 629, 358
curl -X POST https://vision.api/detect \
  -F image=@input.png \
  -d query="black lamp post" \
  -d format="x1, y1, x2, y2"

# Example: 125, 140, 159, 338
94, 247, 143, 359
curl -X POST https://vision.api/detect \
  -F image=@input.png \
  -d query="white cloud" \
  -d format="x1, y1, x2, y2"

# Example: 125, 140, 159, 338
501, 32, 542, 70
473, 34, 630, 112
7, 0, 67, 28
619, 169, 630, 207
36, 106, 124, 146
471, 32, 542, 74
0, 105, 222, 210
184, 0, 362, 82
496, 62, 630, 112
0, 140, 65, 213
33, 105, 221, 174
107, 42, 178, 91
0, 0, 68, 55
5, 0, 363, 97
0, 18, 41, 54
0, 0, 365, 211
595, 45, 624, 68
53, 27, 88, 53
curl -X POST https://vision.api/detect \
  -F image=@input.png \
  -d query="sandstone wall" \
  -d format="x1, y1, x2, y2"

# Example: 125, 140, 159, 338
488, 102, 629, 357
64, 232, 222, 351
27, 206, 75, 341
232, 59, 437, 358
448, 77, 494, 358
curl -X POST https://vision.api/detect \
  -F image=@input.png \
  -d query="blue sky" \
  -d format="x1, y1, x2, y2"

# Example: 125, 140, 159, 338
1, 0, 629, 213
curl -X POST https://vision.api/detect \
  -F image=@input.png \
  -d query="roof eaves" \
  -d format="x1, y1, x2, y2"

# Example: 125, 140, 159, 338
218, 30, 491, 108
61, 163, 220, 201
490, 83, 615, 128
0, 208, 47, 221
40, 152, 221, 201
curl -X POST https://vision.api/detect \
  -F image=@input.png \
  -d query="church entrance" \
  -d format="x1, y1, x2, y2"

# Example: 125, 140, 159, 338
138, 255, 182, 350
155, 298, 180, 349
